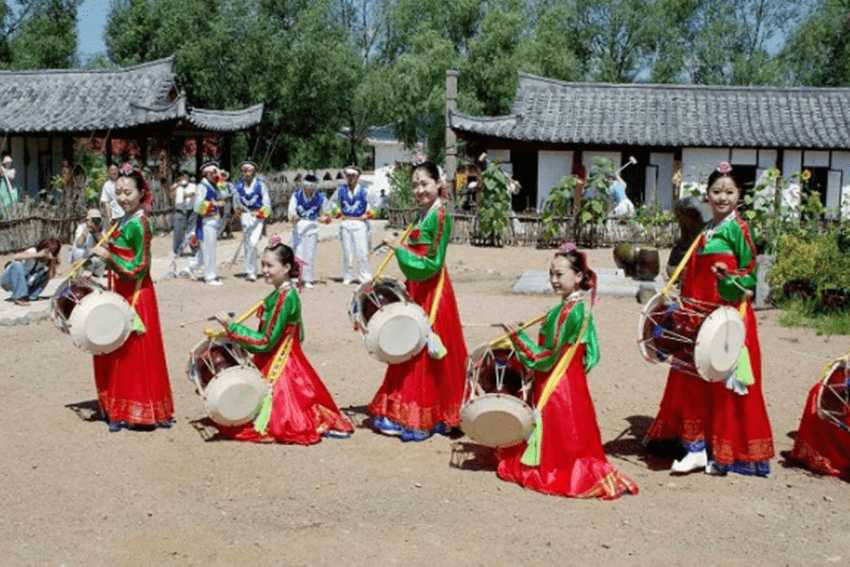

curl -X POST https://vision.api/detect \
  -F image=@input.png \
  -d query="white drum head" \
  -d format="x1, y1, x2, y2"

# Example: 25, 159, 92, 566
364, 302, 430, 364
203, 366, 268, 426
693, 306, 746, 382
69, 290, 135, 355
460, 394, 534, 448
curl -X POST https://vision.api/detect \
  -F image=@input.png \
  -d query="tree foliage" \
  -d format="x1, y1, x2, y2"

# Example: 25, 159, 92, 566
0, 0, 79, 69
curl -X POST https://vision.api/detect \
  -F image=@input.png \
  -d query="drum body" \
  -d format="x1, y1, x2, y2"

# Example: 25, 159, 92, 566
349, 277, 430, 364
460, 343, 535, 448
187, 337, 267, 426
816, 356, 850, 432
51, 277, 135, 355
637, 293, 745, 382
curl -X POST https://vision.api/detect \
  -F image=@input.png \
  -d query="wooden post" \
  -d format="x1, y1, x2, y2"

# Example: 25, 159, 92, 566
445, 70, 459, 190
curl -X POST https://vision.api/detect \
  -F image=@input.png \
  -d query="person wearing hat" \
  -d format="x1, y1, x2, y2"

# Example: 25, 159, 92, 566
185, 160, 227, 285
0, 154, 18, 218
327, 164, 375, 285
288, 172, 330, 287
67, 209, 106, 277
232, 159, 271, 281
170, 169, 197, 256
100, 162, 123, 226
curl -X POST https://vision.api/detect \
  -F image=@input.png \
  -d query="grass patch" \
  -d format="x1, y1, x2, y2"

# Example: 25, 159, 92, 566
776, 297, 850, 335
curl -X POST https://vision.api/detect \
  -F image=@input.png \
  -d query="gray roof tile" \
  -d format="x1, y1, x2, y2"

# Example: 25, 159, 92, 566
0, 56, 262, 135
450, 73, 850, 149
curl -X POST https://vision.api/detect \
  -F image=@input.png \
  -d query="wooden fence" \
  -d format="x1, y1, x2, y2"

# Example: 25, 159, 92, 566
1, 181, 679, 253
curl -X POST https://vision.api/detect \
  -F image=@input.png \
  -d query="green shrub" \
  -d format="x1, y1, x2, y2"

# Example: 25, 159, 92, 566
769, 229, 850, 311
477, 160, 513, 244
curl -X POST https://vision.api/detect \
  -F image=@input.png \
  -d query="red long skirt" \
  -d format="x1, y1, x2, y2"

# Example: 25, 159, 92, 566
93, 275, 173, 425
218, 334, 353, 444
368, 268, 468, 430
789, 380, 850, 479
498, 346, 639, 499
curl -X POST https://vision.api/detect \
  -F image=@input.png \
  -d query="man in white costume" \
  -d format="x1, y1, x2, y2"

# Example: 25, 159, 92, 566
186, 161, 226, 285
288, 172, 330, 288
232, 160, 271, 281
327, 165, 374, 285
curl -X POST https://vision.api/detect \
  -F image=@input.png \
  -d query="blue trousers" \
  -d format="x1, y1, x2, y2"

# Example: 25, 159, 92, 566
2, 261, 48, 300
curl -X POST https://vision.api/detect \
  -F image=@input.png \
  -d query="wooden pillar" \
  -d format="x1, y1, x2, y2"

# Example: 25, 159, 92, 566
195, 136, 203, 175
445, 70, 459, 186
105, 133, 113, 165
137, 136, 149, 168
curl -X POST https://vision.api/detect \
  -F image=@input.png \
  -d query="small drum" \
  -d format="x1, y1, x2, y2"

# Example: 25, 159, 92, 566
51, 276, 135, 355
816, 356, 850, 432
637, 292, 746, 382
460, 343, 535, 448
349, 277, 430, 364
187, 337, 267, 426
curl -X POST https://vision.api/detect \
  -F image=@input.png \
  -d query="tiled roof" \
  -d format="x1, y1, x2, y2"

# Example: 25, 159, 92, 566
0, 56, 263, 135
449, 72, 850, 149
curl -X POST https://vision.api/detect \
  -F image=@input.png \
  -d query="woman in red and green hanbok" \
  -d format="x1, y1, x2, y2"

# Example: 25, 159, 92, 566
218, 241, 353, 444
645, 164, 773, 476
92, 168, 173, 432
498, 250, 638, 499
369, 161, 468, 441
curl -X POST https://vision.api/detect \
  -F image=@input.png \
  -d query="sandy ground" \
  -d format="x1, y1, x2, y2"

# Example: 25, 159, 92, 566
2, 221, 849, 566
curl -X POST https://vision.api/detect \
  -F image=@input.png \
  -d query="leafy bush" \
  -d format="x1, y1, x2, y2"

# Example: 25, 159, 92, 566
387, 163, 413, 209
477, 160, 513, 244
769, 229, 850, 311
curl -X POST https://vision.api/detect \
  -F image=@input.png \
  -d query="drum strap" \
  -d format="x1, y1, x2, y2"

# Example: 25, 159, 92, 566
253, 326, 296, 435
661, 234, 701, 296
521, 306, 591, 467
426, 266, 448, 359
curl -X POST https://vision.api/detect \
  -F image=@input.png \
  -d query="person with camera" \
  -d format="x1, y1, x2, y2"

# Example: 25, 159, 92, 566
68, 209, 107, 278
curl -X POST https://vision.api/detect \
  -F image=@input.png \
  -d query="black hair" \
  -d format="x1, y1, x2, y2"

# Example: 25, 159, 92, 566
554, 249, 597, 291
265, 241, 301, 279
411, 160, 440, 183
706, 167, 741, 194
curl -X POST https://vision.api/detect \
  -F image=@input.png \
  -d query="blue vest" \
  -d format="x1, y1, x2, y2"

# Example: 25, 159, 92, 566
235, 178, 265, 210
295, 188, 325, 220
336, 184, 369, 217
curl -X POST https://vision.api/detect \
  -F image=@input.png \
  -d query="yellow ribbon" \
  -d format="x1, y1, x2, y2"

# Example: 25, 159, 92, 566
535, 306, 590, 411
67, 222, 119, 279
661, 234, 702, 297
204, 296, 268, 339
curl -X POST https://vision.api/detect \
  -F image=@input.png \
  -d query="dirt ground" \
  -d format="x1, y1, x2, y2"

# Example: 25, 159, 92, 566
2, 221, 849, 566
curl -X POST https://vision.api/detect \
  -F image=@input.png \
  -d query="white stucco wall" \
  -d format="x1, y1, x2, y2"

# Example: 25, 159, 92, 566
828, 151, 850, 217
681, 148, 730, 194
537, 150, 572, 210
371, 140, 423, 169
648, 152, 674, 209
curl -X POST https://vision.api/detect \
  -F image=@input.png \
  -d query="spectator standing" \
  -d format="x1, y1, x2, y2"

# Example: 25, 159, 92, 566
327, 165, 374, 285
100, 162, 123, 225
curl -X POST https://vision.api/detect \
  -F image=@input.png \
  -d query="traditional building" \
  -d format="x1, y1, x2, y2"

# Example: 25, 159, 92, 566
448, 72, 850, 216
0, 56, 263, 197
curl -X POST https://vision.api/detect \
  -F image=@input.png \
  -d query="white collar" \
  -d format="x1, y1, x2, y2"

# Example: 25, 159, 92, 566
705, 211, 736, 240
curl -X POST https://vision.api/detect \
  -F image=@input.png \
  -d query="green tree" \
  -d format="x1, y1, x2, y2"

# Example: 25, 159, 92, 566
781, 0, 850, 86
1, 0, 79, 69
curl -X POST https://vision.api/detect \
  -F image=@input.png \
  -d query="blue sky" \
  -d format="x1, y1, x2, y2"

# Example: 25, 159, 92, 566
76, 0, 108, 60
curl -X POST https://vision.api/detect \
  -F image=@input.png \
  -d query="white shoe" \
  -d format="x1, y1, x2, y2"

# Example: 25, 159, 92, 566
303, 282, 314, 289
671, 449, 708, 473
206, 279, 224, 286
246, 274, 257, 282
342, 279, 353, 286
181, 268, 196, 281
705, 461, 726, 476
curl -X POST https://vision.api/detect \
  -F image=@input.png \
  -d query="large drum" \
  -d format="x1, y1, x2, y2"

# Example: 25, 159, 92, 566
187, 337, 267, 426
51, 276, 135, 355
637, 292, 746, 382
460, 343, 535, 448
348, 277, 430, 364
816, 356, 850, 432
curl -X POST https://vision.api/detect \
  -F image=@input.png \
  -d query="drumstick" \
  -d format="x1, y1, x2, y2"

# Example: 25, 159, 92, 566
462, 322, 504, 327
180, 311, 235, 328
203, 297, 267, 338
370, 231, 398, 253
488, 312, 548, 347
723, 275, 755, 298
373, 224, 414, 280
66, 222, 119, 279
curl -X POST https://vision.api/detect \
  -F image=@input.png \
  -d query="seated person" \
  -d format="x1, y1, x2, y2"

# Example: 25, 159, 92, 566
68, 209, 106, 277
1, 237, 62, 305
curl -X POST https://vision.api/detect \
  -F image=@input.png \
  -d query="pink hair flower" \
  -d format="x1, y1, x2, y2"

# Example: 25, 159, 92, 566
717, 161, 732, 174
558, 242, 577, 255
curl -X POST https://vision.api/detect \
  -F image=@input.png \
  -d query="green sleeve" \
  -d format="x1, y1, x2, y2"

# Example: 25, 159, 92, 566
227, 289, 302, 353
717, 220, 758, 302
395, 205, 451, 281
510, 301, 596, 372
105, 216, 150, 280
